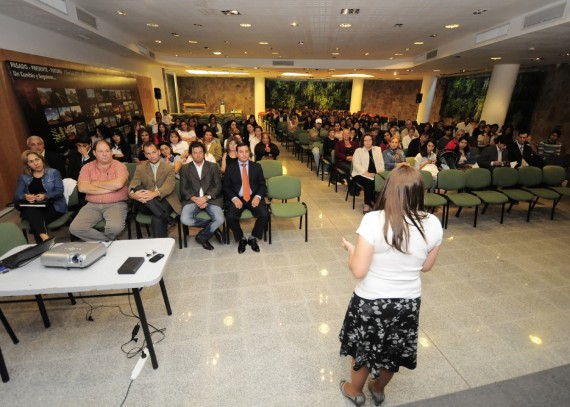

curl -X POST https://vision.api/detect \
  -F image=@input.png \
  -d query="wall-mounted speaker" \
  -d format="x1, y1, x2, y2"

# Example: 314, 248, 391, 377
415, 93, 423, 104
154, 88, 162, 100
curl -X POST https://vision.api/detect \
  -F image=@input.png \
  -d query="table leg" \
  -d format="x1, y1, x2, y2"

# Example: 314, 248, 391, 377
0, 346, 9, 383
0, 309, 19, 344
131, 288, 158, 369
159, 279, 172, 316
35, 295, 50, 328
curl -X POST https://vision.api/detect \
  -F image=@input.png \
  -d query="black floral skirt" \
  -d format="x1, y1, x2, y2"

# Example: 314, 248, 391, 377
339, 293, 421, 376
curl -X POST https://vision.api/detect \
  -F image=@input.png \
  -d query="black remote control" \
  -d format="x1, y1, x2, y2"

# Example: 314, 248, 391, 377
149, 253, 164, 263
117, 257, 145, 274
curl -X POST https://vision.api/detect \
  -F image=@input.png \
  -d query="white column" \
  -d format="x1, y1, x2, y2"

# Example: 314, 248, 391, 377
480, 64, 520, 127
254, 76, 265, 118
349, 78, 364, 113
416, 75, 438, 124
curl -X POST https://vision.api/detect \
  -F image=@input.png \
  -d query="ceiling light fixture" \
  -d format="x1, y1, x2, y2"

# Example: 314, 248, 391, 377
393, 23, 403, 28
259, 41, 269, 45
240, 23, 252, 27
333, 73, 373, 78
430, 33, 438, 37
433, 69, 441, 72
339, 23, 352, 28
221, 10, 241, 16
414, 42, 424, 45
281, 72, 311, 77
186, 70, 249, 75
531, 57, 544, 61
146, 23, 159, 28
490, 57, 502, 60
116, 10, 128, 16
394, 53, 403, 56
331, 52, 340, 55
290, 21, 298, 27
445, 24, 460, 29
171, 33, 179, 37
188, 40, 198, 44
298, 41, 304, 45
155, 40, 162, 44
473, 9, 487, 15
272, 52, 279, 55
340, 8, 360, 14
364, 52, 369, 56
193, 23, 203, 27
213, 51, 222, 55
224, 41, 231, 44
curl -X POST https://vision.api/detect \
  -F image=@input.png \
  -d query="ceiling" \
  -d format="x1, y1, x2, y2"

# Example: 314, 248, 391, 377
1, 0, 570, 80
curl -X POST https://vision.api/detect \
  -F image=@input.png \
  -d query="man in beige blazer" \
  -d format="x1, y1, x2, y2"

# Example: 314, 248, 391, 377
129, 142, 182, 237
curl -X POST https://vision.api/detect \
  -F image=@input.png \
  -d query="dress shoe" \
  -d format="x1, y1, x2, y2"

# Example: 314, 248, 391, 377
213, 229, 224, 244
340, 380, 366, 407
367, 381, 385, 406
195, 236, 214, 251
238, 238, 248, 254
248, 237, 260, 252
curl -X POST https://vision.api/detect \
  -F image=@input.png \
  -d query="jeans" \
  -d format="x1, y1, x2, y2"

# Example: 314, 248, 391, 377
180, 203, 225, 240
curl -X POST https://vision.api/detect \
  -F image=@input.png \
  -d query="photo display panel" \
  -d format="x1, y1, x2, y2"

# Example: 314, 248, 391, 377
6, 60, 143, 152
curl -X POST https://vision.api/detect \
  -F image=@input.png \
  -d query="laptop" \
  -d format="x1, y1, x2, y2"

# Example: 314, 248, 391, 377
0, 238, 55, 270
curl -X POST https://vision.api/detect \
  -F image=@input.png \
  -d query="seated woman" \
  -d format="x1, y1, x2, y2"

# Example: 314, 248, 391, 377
351, 134, 385, 213
155, 122, 169, 144
221, 135, 240, 174
208, 114, 222, 137
158, 142, 182, 176
335, 129, 358, 181
169, 130, 189, 160
177, 119, 196, 144
254, 132, 280, 160
415, 139, 439, 182
110, 129, 132, 163
455, 136, 476, 169
14, 151, 67, 243
383, 137, 407, 170
134, 129, 151, 163
477, 125, 492, 148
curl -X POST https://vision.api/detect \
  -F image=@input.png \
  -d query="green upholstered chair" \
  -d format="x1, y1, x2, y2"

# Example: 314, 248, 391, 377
224, 209, 267, 244
267, 175, 307, 244
465, 168, 509, 224
420, 170, 447, 226
0, 223, 28, 257
542, 165, 570, 203
437, 169, 481, 228
491, 167, 535, 222
517, 166, 561, 220
258, 160, 283, 181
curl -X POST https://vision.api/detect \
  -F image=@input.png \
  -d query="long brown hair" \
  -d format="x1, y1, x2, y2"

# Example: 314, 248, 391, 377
21, 150, 48, 176
373, 165, 427, 253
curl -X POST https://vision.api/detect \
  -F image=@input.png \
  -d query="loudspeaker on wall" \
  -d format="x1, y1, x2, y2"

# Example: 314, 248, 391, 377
415, 93, 423, 103
154, 88, 162, 100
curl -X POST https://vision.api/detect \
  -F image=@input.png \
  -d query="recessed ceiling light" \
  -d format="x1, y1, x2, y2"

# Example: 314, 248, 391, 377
394, 53, 403, 56
188, 40, 198, 44
490, 57, 502, 60
395, 78, 401, 80
213, 51, 222, 55
531, 57, 544, 61
433, 69, 441, 72
405, 48, 410, 51
393, 72, 398, 76
244, 51, 248, 54
155, 40, 162, 44
221, 10, 241, 16
331, 52, 340, 55
445, 24, 460, 29
406, 69, 414, 72
171, 33, 179, 37
146, 23, 159, 28
364, 52, 369, 56
389, 57, 394, 60
203, 46, 210, 49
193, 23, 203, 27
240, 23, 252, 27
430, 33, 438, 37
272, 52, 279, 55
175, 54, 179, 57
529, 47, 535, 51
298, 41, 304, 45
282, 72, 311, 77
224, 41, 231, 44
340, 8, 360, 14
116, 10, 128, 16
290, 21, 298, 27
393, 23, 403, 28
473, 9, 487, 15
259, 41, 269, 45
186, 69, 248, 75
339, 23, 352, 28
414, 42, 424, 45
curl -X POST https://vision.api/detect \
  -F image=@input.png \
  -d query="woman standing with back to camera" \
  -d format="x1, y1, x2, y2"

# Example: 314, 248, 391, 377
339, 165, 443, 406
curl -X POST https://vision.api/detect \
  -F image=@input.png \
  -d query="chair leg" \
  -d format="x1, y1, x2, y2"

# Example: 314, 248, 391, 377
526, 201, 532, 222
145, 225, 151, 237
305, 209, 308, 242
268, 215, 272, 244
499, 203, 505, 224
444, 204, 450, 229
481, 203, 489, 215
473, 206, 479, 228
135, 222, 143, 239
456, 207, 463, 218
67, 293, 76, 305
177, 220, 182, 249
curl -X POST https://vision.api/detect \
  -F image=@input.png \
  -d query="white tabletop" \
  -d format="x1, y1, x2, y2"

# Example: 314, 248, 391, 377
0, 238, 175, 296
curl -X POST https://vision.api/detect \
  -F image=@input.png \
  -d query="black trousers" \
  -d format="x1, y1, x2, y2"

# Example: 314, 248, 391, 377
225, 198, 268, 241
353, 175, 376, 206
20, 205, 63, 243
132, 185, 173, 238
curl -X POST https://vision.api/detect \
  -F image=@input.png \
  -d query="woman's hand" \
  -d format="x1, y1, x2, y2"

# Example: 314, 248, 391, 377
341, 237, 354, 252
34, 194, 46, 201
24, 193, 35, 203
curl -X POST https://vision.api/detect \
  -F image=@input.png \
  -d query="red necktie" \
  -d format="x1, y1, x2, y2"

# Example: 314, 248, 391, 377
242, 163, 251, 202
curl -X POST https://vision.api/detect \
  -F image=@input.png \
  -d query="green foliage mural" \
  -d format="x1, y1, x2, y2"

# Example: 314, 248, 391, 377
504, 71, 546, 129
439, 75, 490, 120
265, 80, 352, 110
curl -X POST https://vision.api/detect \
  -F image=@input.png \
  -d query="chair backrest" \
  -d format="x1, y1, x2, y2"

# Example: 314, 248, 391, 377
374, 174, 385, 193
420, 170, 434, 190
492, 167, 519, 188
465, 168, 492, 190
438, 169, 467, 191
67, 185, 80, 208
298, 132, 311, 144
267, 175, 301, 200
0, 223, 28, 257
542, 165, 565, 186
379, 170, 391, 179
125, 162, 138, 182
259, 160, 283, 179
406, 157, 416, 166
518, 166, 542, 187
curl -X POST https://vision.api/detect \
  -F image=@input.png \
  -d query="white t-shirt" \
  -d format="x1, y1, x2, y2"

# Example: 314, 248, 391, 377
355, 211, 443, 300
171, 140, 189, 156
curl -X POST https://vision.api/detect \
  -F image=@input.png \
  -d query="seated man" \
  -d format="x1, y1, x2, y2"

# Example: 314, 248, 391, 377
180, 141, 224, 250
70, 140, 129, 241
508, 130, 541, 167
26, 135, 66, 177
67, 134, 95, 181
477, 136, 510, 170
537, 130, 564, 165
223, 143, 269, 254
129, 142, 181, 238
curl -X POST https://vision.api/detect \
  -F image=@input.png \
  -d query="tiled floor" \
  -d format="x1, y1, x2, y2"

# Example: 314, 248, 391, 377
1, 149, 570, 406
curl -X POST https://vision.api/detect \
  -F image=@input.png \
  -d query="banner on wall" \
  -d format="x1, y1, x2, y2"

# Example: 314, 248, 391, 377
6, 60, 143, 152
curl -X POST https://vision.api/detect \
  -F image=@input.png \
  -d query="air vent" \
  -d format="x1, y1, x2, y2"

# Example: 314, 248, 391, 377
426, 49, 438, 59
38, 0, 68, 14
476, 23, 510, 43
137, 43, 150, 57
524, 3, 566, 28
76, 8, 97, 29
272, 60, 294, 66
149, 51, 155, 59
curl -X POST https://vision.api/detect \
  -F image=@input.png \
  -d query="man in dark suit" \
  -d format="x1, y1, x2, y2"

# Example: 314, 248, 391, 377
67, 134, 96, 180
180, 141, 224, 250
406, 132, 429, 157
508, 131, 541, 167
477, 136, 510, 170
223, 142, 269, 253
26, 135, 66, 177
129, 142, 181, 238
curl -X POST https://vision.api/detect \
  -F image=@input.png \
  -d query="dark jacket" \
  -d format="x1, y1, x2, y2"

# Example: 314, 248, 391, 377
223, 160, 267, 204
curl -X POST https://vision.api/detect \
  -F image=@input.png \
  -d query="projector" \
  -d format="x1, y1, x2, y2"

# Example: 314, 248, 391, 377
41, 242, 107, 269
